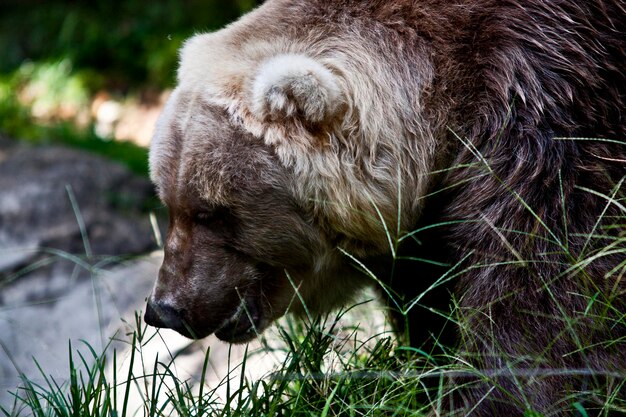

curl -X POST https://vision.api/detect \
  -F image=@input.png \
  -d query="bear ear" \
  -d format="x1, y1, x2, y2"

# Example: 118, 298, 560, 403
251, 54, 343, 124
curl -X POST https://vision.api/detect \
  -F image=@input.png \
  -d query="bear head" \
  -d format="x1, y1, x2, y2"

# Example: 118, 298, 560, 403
145, 4, 438, 342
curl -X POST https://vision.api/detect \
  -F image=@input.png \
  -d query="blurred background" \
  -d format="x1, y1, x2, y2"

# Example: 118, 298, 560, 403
0, 0, 261, 173
0, 0, 270, 410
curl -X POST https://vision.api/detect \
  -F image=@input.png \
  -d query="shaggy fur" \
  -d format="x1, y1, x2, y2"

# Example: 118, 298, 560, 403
147, 0, 625, 415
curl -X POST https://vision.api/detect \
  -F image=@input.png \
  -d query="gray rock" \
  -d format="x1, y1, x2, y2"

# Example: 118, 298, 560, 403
0, 141, 160, 306
0, 252, 163, 410
0, 140, 164, 408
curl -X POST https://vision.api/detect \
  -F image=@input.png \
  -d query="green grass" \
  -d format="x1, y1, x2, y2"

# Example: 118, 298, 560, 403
5, 296, 623, 416
0, 309, 436, 417
2, 211, 624, 417
0, 135, 624, 416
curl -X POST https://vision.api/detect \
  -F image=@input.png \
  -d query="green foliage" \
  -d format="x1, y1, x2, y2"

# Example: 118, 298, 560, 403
4, 295, 624, 415
1, 194, 625, 415
0, 57, 149, 175
0, 0, 260, 173
0, 310, 435, 417
0, 0, 258, 88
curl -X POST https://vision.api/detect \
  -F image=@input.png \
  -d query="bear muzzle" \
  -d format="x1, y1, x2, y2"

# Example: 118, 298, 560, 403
144, 298, 217, 339
144, 294, 266, 342
144, 299, 188, 335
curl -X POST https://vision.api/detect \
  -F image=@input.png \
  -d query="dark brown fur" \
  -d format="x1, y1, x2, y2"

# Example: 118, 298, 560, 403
373, 0, 626, 414
148, 1, 625, 415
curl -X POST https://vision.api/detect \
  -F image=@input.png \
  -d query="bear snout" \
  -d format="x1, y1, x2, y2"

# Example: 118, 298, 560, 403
144, 299, 185, 333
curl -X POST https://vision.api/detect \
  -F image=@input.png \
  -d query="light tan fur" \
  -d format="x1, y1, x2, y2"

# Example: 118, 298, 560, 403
151, 1, 438, 257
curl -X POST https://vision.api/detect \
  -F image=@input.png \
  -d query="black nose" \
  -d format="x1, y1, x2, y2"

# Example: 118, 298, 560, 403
144, 300, 184, 330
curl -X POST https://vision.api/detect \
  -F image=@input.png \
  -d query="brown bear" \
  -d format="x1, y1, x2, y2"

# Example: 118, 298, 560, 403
145, 0, 625, 414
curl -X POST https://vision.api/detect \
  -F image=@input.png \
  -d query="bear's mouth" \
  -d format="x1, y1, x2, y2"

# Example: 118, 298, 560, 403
214, 297, 265, 343
147, 296, 265, 342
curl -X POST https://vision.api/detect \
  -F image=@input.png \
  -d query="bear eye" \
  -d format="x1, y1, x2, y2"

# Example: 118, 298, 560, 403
192, 206, 234, 229
194, 211, 214, 222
